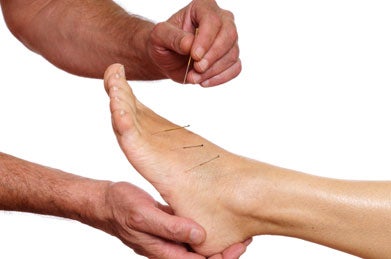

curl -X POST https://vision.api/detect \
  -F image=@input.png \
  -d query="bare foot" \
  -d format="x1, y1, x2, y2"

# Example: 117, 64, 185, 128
104, 64, 258, 256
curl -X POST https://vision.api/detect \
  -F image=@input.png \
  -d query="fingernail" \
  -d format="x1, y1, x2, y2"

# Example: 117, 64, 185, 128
194, 47, 205, 60
197, 59, 209, 72
191, 74, 202, 84
243, 238, 253, 246
200, 79, 210, 87
190, 228, 203, 245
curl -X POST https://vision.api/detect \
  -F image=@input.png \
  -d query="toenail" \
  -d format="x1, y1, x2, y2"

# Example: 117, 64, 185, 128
119, 65, 125, 78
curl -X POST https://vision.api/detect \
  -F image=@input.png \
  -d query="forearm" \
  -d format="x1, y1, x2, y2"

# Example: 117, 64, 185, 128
0, 0, 164, 79
254, 166, 391, 258
0, 152, 111, 231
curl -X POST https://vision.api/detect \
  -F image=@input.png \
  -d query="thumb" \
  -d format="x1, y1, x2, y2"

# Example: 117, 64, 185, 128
135, 204, 206, 245
150, 22, 194, 55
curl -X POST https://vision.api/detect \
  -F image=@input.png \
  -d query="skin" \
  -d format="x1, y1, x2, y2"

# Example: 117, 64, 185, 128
0, 0, 244, 257
0, 0, 240, 86
0, 152, 250, 259
105, 63, 391, 258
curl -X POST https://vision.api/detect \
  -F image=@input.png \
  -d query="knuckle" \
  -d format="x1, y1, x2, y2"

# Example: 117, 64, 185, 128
132, 246, 146, 256
224, 23, 238, 43
230, 44, 240, 61
150, 22, 165, 44
208, 12, 222, 28
172, 32, 183, 52
128, 209, 146, 228
167, 221, 184, 239
223, 9, 235, 21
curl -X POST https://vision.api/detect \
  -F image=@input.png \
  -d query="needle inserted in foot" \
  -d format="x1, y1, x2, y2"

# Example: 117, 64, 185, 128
152, 125, 190, 135
170, 144, 204, 151
183, 144, 204, 149
185, 155, 220, 172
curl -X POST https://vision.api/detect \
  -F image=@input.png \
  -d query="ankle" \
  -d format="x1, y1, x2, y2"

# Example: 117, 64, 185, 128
214, 157, 271, 237
227, 159, 294, 237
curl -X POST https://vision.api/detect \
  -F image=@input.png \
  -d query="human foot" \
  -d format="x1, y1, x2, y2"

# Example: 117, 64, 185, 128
104, 64, 260, 255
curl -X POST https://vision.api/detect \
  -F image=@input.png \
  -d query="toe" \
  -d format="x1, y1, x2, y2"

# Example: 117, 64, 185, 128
104, 64, 141, 140
111, 110, 134, 137
104, 63, 125, 93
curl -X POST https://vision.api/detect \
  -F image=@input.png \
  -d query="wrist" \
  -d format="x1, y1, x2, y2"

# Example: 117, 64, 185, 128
67, 178, 114, 233
123, 18, 166, 80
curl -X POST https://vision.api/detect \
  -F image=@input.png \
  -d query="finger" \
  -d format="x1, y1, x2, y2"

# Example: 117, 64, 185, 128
208, 254, 223, 259
194, 16, 237, 74
220, 242, 247, 259
189, 45, 240, 85
208, 238, 253, 259
199, 59, 242, 87
189, 1, 222, 61
243, 237, 253, 247
222, 238, 253, 259
207, 244, 245, 259
149, 240, 206, 259
132, 205, 206, 245
196, 41, 239, 79
191, 20, 220, 62
125, 230, 205, 259
150, 21, 194, 55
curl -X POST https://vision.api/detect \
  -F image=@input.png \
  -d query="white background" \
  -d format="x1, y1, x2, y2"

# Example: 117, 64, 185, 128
1, 0, 391, 258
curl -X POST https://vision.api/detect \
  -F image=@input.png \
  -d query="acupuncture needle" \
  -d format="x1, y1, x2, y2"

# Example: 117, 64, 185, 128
182, 28, 199, 84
